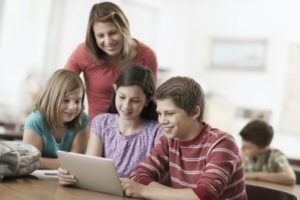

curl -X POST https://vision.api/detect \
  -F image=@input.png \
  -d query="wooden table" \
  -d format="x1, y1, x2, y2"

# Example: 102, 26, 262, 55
246, 179, 300, 199
0, 177, 138, 200
2, 177, 299, 200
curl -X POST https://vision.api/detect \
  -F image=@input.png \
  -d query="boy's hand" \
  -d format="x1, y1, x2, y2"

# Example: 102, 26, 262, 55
120, 178, 146, 198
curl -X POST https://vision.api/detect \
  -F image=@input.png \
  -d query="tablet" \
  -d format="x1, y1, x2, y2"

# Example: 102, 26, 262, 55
57, 150, 123, 196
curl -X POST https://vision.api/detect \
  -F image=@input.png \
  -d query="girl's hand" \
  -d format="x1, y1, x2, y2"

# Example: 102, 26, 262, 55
57, 167, 77, 185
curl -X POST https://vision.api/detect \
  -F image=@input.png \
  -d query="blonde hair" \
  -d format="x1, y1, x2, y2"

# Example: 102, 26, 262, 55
35, 69, 85, 134
85, 2, 134, 62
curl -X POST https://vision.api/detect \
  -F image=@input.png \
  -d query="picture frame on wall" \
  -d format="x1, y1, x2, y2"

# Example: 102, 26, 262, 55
210, 38, 267, 71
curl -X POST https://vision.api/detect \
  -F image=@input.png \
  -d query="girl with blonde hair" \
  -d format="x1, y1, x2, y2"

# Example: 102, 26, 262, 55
23, 69, 89, 169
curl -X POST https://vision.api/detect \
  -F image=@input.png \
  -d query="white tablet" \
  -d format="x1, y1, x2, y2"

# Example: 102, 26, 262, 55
57, 150, 123, 197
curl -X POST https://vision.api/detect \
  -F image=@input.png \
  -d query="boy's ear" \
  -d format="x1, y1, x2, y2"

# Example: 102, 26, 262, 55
192, 105, 201, 119
112, 84, 117, 92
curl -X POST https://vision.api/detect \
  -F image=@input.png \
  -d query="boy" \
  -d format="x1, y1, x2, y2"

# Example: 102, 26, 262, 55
121, 76, 247, 200
240, 119, 296, 186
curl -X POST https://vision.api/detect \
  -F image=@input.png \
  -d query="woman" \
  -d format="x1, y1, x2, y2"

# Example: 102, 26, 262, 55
65, 2, 158, 120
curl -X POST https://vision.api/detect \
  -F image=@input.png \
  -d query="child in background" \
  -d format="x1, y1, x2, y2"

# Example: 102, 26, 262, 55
121, 76, 246, 200
58, 65, 163, 185
240, 119, 296, 185
23, 69, 89, 169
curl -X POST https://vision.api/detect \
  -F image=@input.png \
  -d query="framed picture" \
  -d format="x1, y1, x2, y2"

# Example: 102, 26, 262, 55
210, 38, 267, 71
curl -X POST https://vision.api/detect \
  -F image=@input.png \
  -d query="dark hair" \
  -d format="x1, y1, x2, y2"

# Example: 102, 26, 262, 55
155, 76, 205, 121
107, 65, 157, 121
239, 119, 274, 148
85, 2, 132, 61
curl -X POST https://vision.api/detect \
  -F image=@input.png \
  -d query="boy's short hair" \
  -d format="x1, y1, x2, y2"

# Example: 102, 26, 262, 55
155, 76, 205, 121
239, 119, 274, 148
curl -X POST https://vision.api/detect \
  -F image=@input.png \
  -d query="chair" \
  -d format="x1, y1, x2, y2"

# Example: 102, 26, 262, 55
294, 170, 300, 185
246, 184, 297, 200
288, 159, 300, 185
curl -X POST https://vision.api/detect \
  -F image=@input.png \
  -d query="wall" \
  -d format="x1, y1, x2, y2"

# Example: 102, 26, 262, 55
180, 0, 300, 133
0, 0, 51, 122
148, 0, 300, 157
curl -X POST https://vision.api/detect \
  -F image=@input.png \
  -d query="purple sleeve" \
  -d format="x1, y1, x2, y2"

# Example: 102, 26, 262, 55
91, 114, 105, 139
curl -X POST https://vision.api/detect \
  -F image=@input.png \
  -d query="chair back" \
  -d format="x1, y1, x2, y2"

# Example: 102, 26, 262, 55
287, 158, 300, 185
246, 184, 297, 200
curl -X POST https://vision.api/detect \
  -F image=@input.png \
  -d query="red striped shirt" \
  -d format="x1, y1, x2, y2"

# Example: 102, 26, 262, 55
130, 123, 247, 200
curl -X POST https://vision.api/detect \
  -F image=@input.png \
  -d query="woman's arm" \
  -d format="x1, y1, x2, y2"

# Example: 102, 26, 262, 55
65, 43, 88, 73
23, 129, 59, 169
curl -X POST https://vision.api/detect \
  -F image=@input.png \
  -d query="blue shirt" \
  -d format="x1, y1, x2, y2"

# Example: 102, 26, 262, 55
24, 111, 89, 158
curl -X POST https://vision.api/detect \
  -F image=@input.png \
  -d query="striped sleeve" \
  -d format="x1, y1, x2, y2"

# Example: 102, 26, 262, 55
130, 135, 169, 185
194, 135, 244, 200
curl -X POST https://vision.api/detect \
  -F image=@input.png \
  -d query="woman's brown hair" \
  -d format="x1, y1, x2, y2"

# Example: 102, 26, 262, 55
85, 2, 134, 62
